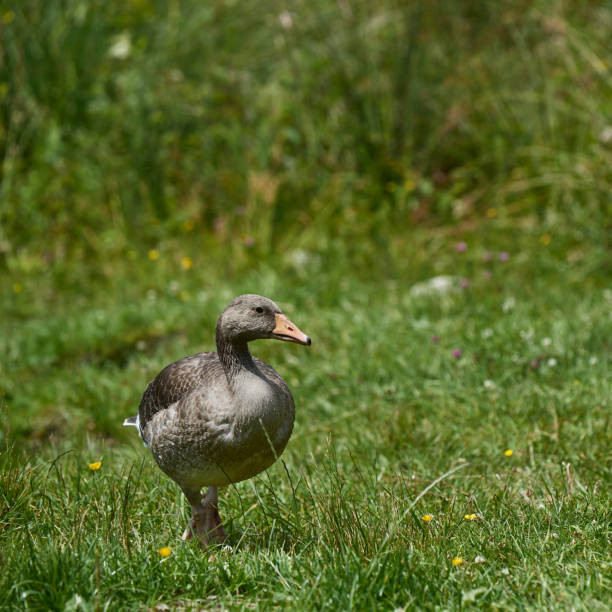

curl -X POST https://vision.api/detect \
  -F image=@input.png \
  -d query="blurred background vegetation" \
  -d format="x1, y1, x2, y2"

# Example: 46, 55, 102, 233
1, 0, 610, 281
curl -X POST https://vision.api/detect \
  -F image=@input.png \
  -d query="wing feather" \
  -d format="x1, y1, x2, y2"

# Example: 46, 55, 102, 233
138, 352, 221, 432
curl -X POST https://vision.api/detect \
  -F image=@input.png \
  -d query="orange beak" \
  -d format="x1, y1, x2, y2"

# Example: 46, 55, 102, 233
272, 313, 311, 346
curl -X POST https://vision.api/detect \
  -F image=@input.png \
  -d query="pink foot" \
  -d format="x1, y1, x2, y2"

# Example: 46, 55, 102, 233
181, 489, 227, 546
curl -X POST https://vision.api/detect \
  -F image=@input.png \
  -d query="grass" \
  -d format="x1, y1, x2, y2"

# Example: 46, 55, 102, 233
2, 230, 611, 610
1, 0, 611, 609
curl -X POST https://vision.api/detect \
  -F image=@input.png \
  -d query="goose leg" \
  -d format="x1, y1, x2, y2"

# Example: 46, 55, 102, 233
181, 486, 227, 546
180, 486, 200, 541
201, 486, 227, 544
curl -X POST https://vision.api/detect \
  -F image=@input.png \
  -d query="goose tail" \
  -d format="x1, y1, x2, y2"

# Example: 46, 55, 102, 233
123, 414, 149, 447
123, 415, 139, 427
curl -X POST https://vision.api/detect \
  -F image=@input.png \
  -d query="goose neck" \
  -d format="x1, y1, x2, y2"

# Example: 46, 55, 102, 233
216, 329, 256, 385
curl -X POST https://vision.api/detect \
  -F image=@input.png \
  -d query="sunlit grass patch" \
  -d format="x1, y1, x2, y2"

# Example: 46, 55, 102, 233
2, 247, 610, 608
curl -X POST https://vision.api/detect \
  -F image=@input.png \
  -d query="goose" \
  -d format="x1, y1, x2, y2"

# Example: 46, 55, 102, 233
124, 294, 310, 546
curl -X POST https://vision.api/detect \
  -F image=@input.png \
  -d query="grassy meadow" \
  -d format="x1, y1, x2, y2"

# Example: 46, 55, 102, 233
1, 0, 611, 610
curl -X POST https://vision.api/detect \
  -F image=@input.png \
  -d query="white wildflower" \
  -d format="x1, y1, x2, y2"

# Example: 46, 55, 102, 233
481, 328, 494, 339
108, 33, 131, 59
289, 249, 310, 267
502, 297, 516, 312
599, 126, 612, 144
410, 275, 461, 297
278, 11, 293, 29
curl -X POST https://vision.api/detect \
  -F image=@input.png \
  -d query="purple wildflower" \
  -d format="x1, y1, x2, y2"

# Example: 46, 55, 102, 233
432, 335, 440, 344
453, 348, 462, 359
460, 278, 470, 288
499, 251, 509, 262
456, 241, 468, 253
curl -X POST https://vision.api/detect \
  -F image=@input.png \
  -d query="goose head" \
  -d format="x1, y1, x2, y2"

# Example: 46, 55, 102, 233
216, 294, 311, 346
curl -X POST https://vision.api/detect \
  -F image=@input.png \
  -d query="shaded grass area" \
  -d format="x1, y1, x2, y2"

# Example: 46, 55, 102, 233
1, 230, 610, 610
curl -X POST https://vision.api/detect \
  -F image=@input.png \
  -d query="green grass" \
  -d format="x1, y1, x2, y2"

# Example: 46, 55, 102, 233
1, 232, 610, 610
1, 0, 611, 609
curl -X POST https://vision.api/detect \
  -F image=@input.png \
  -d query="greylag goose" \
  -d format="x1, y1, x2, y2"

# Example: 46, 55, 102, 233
124, 294, 310, 546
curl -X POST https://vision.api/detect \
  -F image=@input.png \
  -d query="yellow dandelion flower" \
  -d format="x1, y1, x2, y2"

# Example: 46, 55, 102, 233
540, 234, 551, 246
13, 283, 22, 293
404, 179, 416, 192
464, 513, 477, 521
593, 58, 607, 72
158, 547, 172, 557
573, 380, 580, 386
452, 557, 463, 566
180, 256, 193, 270
179, 290, 189, 301
504, 449, 513, 457
182, 219, 194, 232
486, 207, 497, 218
421, 514, 433, 522
148, 249, 159, 261
88, 461, 102, 471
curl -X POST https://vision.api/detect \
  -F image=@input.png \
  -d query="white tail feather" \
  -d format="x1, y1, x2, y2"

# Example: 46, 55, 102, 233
123, 415, 139, 427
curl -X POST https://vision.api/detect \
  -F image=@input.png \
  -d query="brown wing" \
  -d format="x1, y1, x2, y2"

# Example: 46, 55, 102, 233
138, 352, 222, 433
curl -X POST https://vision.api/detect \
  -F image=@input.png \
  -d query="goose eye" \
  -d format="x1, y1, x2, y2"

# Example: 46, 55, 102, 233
255, 306, 264, 313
